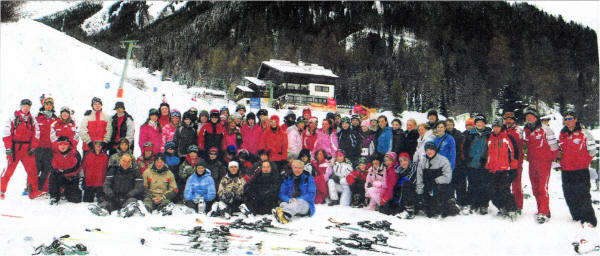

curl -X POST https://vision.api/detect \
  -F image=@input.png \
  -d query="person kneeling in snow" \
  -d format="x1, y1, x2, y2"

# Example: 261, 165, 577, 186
208, 161, 246, 219
142, 153, 178, 215
273, 160, 316, 224
416, 142, 458, 218
379, 153, 417, 219
48, 136, 82, 205
346, 157, 369, 207
183, 160, 216, 214
328, 151, 353, 206
89, 153, 144, 217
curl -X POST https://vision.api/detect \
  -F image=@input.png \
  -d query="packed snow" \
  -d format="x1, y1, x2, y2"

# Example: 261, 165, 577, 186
1, 19, 599, 256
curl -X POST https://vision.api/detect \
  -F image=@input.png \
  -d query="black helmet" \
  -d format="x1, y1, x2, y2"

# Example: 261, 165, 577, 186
257, 109, 268, 117
20, 99, 32, 106
235, 105, 246, 112
474, 114, 486, 124
523, 108, 540, 119
246, 112, 256, 121
326, 112, 335, 120
296, 116, 306, 124
351, 115, 360, 121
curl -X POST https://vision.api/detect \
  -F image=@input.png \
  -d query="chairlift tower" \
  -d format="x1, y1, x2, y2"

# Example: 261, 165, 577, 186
117, 40, 139, 98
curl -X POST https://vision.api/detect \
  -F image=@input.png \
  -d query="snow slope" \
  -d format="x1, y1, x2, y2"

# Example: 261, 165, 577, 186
1, 19, 599, 256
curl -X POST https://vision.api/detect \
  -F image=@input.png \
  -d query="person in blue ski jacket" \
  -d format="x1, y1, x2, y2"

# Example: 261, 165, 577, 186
375, 115, 393, 154
183, 162, 216, 213
430, 121, 456, 170
274, 160, 316, 224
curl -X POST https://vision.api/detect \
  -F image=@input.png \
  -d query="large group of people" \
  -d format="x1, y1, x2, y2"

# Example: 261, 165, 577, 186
0, 96, 597, 227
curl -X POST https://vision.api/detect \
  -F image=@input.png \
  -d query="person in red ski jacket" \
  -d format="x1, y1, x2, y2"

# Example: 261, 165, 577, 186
34, 97, 58, 194
302, 117, 318, 152
51, 107, 79, 148
197, 109, 225, 153
48, 136, 82, 205
138, 108, 163, 155
158, 102, 171, 128
80, 97, 112, 152
502, 111, 524, 213
240, 112, 261, 155
1, 99, 41, 199
310, 149, 332, 204
558, 111, 597, 227
346, 156, 369, 207
381, 152, 399, 206
136, 142, 155, 176
485, 119, 518, 220
258, 115, 288, 165
81, 141, 108, 203
522, 108, 558, 224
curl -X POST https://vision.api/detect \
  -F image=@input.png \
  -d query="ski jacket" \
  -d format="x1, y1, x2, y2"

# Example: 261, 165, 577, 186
240, 123, 261, 154
80, 110, 111, 151
217, 173, 246, 202
331, 161, 353, 186
365, 164, 386, 191
381, 164, 399, 204
158, 115, 170, 128
413, 132, 435, 163
505, 126, 524, 163
358, 131, 376, 157
51, 118, 79, 148
109, 112, 134, 152
161, 123, 177, 150
82, 150, 108, 187
346, 169, 368, 186
338, 128, 361, 160
279, 172, 316, 216
3, 110, 39, 150
287, 125, 303, 159
302, 129, 318, 151
391, 129, 406, 155
103, 164, 143, 200
404, 129, 419, 159
430, 133, 456, 170
35, 112, 57, 148
485, 131, 518, 172
463, 127, 492, 169
178, 156, 202, 181
524, 124, 559, 162
142, 165, 177, 200
244, 170, 281, 214
376, 127, 393, 154
184, 170, 216, 202
559, 123, 596, 171
139, 122, 162, 155
50, 147, 81, 179
136, 156, 153, 176
312, 129, 338, 157
197, 122, 225, 151
222, 127, 242, 151
311, 159, 332, 180
446, 128, 464, 168
259, 126, 288, 162
174, 124, 197, 157
164, 152, 180, 173
416, 153, 452, 194
206, 158, 227, 186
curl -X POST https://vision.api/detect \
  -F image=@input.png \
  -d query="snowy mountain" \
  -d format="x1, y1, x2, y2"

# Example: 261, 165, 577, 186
1, 17, 599, 256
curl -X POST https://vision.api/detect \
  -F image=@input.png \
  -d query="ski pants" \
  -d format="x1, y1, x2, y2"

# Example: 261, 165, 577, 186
35, 147, 53, 192
490, 170, 517, 212
451, 165, 469, 206
1, 143, 38, 193
561, 169, 597, 226
100, 196, 137, 213
379, 183, 417, 215
82, 186, 104, 203
313, 175, 328, 204
184, 199, 214, 213
468, 168, 490, 209
528, 159, 551, 215
365, 186, 385, 210
511, 160, 524, 210
280, 199, 310, 218
349, 180, 366, 206
327, 179, 351, 206
48, 172, 81, 203
143, 195, 172, 212
422, 183, 455, 217
210, 199, 241, 215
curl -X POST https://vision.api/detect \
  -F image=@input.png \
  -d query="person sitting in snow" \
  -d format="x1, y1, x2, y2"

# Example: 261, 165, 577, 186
273, 160, 316, 224
142, 153, 178, 216
240, 160, 281, 217
380, 152, 399, 209
327, 151, 353, 206
81, 141, 108, 203
311, 149, 332, 204
183, 160, 216, 214
178, 145, 202, 195
346, 157, 369, 207
379, 153, 417, 219
48, 136, 82, 205
416, 142, 458, 218
88, 153, 144, 217
205, 147, 227, 186
208, 161, 246, 219
136, 142, 155, 175
365, 152, 385, 210
163, 141, 181, 202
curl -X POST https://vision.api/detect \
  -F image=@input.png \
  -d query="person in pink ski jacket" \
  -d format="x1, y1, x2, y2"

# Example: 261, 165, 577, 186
365, 152, 386, 210
139, 109, 163, 155
161, 110, 180, 151
311, 119, 338, 158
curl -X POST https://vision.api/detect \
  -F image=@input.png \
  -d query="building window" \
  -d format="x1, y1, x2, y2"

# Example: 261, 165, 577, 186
315, 85, 330, 92
314, 97, 326, 104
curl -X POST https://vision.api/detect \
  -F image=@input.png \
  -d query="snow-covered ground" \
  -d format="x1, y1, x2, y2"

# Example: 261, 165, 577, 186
2, 18, 600, 256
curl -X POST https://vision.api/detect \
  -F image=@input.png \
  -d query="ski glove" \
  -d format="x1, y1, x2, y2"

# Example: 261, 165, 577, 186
27, 148, 35, 156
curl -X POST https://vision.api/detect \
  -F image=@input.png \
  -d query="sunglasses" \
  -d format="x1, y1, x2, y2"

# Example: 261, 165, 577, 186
564, 117, 574, 121
208, 152, 218, 155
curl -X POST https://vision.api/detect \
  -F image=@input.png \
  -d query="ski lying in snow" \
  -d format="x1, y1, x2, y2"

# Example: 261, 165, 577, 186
149, 226, 253, 239
572, 239, 600, 254
1, 213, 24, 218
327, 217, 405, 237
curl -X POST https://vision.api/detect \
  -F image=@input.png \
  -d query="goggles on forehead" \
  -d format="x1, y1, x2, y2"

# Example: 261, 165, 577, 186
502, 112, 515, 119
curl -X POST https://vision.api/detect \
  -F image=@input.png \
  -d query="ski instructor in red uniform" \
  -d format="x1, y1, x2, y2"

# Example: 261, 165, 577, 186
1, 99, 42, 199
80, 97, 112, 153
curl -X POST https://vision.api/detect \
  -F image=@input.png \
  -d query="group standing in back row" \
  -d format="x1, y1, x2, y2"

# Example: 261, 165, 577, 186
1, 96, 596, 226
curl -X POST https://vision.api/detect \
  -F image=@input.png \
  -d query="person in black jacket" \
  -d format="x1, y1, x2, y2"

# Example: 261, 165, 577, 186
88, 153, 144, 217
446, 119, 467, 212
205, 147, 227, 186
174, 111, 198, 158
404, 119, 419, 158
337, 117, 360, 164
48, 136, 83, 205
240, 161, 281, 216
108, 102, 135, 156
391, 118, 406, 155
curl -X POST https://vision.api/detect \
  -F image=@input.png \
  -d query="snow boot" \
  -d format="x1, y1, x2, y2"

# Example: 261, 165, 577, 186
160, 202, 175, 216
273, 207, 289, 224
506, 211, 517, 222
0, 192, 5, 200
328, 199, 339, 206
478, 207, 488, 215
459, 205, 470, 215
88, 204, 109, 217
49, 198, 59, 205
197, 200, 206, 214
536, 214, 549, 224
119, 202, 140, 218
239, 203, 252, 218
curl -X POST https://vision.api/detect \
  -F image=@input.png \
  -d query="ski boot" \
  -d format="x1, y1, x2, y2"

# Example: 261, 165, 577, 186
328, 199, 339, 206
119, 202, 141, 218
459, 205, 470, 215
160, 202, 175, 216
239, 204, 253, 218
536, 213, 549, 224
197, 200, 206, 214
506, 211, 517, 222
88, 204, 109, 216
0, 192, 5, 200
396, 209, 415, 219
497, 208, 507, 217
49, 198, 59, 205
273, 207, 289, 224
478, 207, 488, 215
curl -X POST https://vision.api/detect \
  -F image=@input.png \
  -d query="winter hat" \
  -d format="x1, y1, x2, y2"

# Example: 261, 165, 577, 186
200, 110, 210, 118
335, 151, 345, 158
524, 108, 539, 119
233, 112, 243, 120
56, 135, 70, 145
60, 106, 71, 114
209, 109, 219, 119
296, 116, 306, 124
427, 109, 438, 118
465, 118, 474, 126
563, 111, 576, 118
270, 115, 280, 125
226, 145, 237, 155
392, 118, 402, 126
154, 152, 166, 163
20, 99, 32, 106
170, 110, 181, 118
159, 102, 170, 112
474, 115, 486, 124
235, 104, 246, 112
384, 152, 397, 162
398, 152, 410, 162
187, 145, 199, 154
164, 141, 176, 150
237, 149, 250, 160
308, 116, 318, 124
114, 101, 125, 110
492, 118, 503, 128
361, 120, 370, 127
298, 149, 311, 160
148, 108, 159, 117
195, 158, 207, 168
183, 111, 194, 121
118, 138, 130, 146
257, 109, 268, 117
341, 117, 351, 124
334, 113, 341, 119
220, 106, 229, 114
43, 97, 54, 106
357, 157, 368, 165
246, 112, 256, 122
351, 115, 360, 122
91, 97, 102, 107
302, 108, 311, 116
424, 141, 436, 151
208, 147, 219, 153
502, 111, 516, 121
189, 107, 198, 113
228, 161, 239, 168
143, 142, 154, 151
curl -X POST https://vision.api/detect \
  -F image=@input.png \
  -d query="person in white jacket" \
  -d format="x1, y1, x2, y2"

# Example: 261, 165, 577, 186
328, 151, 353, 206
287, 117, 306, 160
